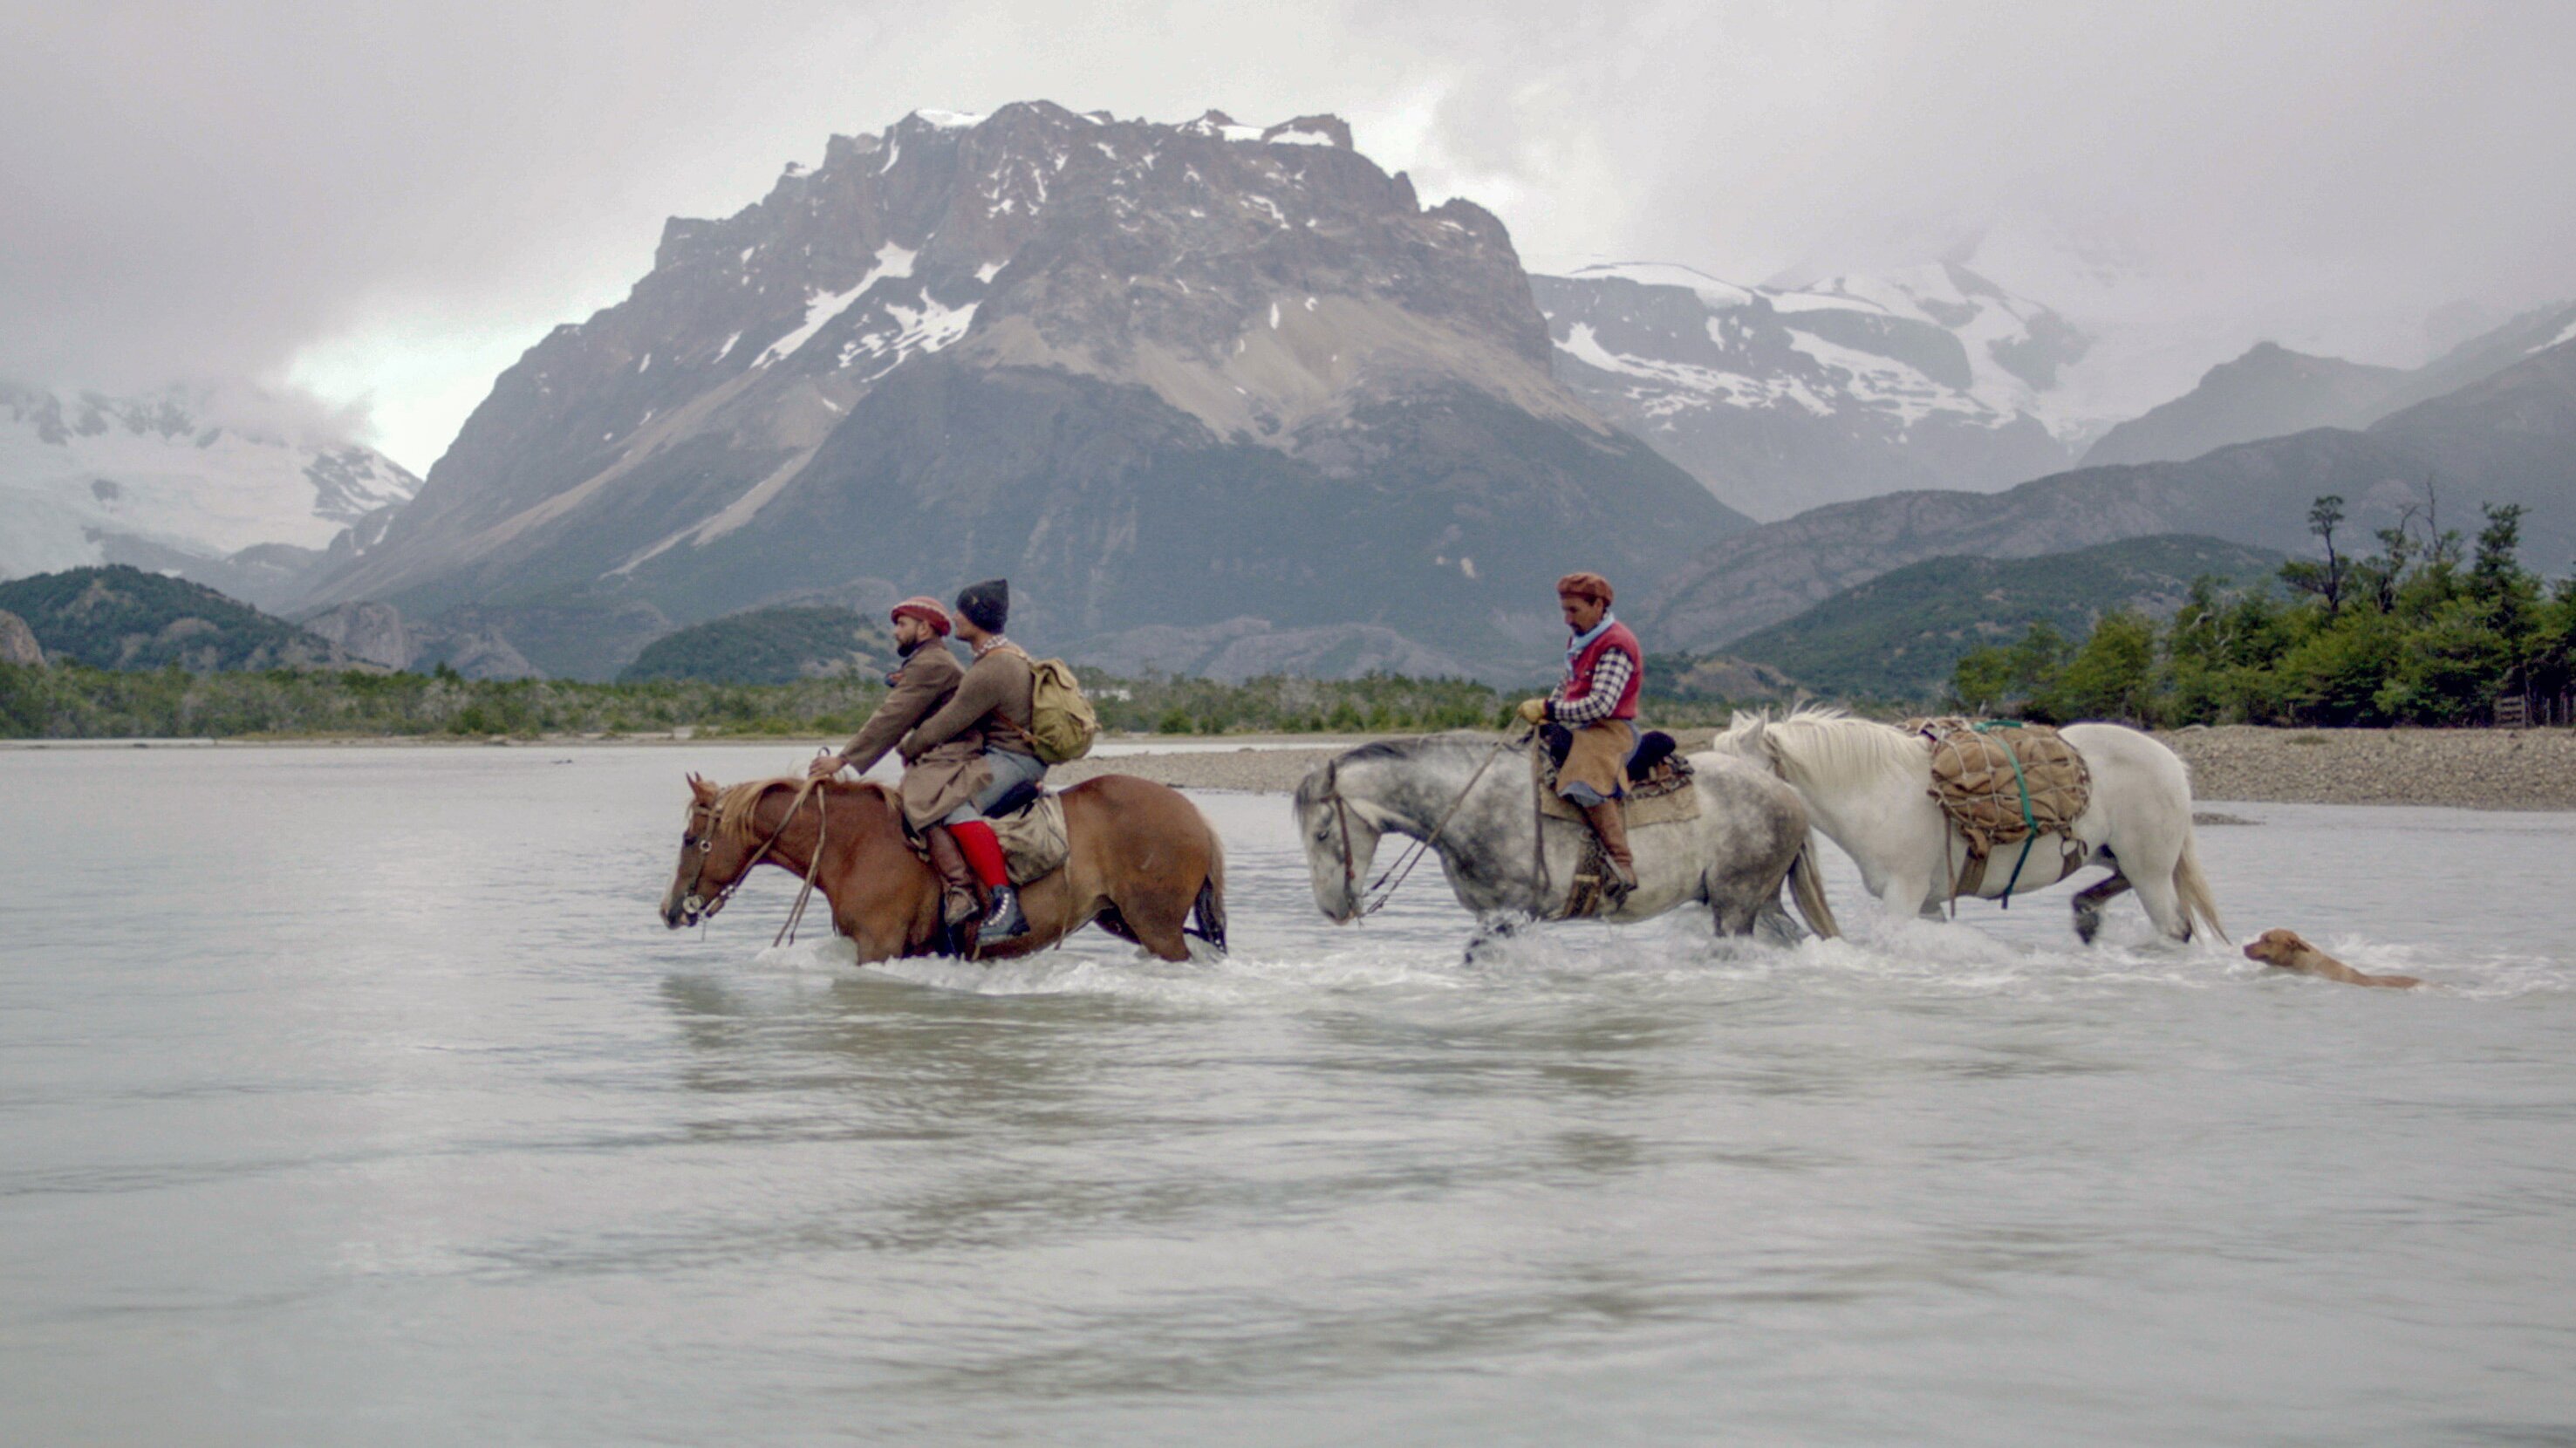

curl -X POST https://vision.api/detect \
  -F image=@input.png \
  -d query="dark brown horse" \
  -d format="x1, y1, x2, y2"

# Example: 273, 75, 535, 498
658, 773, 1227, 963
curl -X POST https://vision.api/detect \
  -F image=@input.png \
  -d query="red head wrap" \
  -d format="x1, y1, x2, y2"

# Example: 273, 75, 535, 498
1554, 571, 1614, 606
890, 596, 952, 636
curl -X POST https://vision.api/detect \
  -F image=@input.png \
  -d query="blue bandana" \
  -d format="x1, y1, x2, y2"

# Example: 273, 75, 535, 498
1565, 611, 1616, 676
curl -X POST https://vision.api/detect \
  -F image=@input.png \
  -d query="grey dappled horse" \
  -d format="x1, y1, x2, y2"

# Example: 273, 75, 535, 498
1293, 734, 1837, 951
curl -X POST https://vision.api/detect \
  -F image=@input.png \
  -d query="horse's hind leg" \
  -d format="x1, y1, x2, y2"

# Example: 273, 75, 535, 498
1110, 882, 1198, 962
1186, 877, 1227, 956
1751, 895, 1806, 946
1708, 873, 1773, 939
2073, 871, 2133, 945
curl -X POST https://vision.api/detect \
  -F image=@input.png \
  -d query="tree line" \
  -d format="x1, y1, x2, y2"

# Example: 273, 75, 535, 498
1951, 492, 2576, 727
0, 659, 1748, 741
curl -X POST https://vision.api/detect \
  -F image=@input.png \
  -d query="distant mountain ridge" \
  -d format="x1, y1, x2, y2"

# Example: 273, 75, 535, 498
1534, 261, 2087, 520
1643, 336, 2576, 649
618, 605, 895, 685
0, 384, 418, 610
2081, 300, 2576, 468
303, 102, 1746, 679
1726, 535, 2283, 700
0, 565, 360, 673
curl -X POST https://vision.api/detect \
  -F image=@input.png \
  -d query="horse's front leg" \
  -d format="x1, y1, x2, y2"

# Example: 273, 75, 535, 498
1876, 864, 1937, 925
1464, 911, 1536, 966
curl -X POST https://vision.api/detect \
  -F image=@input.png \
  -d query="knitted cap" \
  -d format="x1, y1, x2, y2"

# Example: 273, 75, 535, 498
1555, 570, 1614, 606
889, 596, 951, 636
954, 577, 1009, 632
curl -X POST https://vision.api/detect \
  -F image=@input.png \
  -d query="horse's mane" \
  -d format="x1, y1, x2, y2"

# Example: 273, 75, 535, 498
1295, 732, 1500, 809
709, 776, 892, 845
1717, 704, 1922, 792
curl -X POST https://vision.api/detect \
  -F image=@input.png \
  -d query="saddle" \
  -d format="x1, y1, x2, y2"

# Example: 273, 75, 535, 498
1534, 727, 1701, 827
1901, 716, 2093, 902
904, 782, 1071, 888
1534, 727, 1699, 920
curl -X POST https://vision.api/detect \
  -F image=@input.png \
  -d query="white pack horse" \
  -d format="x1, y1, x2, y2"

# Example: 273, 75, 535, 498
1292, 734, 1839, 946
1710, 707, 2225, 944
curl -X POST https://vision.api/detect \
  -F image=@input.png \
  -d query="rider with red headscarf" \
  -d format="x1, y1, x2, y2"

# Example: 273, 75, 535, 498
808, 595, 987, 932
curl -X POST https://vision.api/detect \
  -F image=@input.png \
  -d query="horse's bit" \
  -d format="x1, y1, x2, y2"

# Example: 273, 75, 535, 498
677, 792, 810, 925
1320, 734, 1521, 921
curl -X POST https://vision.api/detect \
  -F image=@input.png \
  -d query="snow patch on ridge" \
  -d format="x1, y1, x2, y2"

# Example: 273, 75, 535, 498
756, 242, 918, 366
1566, 262, 1756, 311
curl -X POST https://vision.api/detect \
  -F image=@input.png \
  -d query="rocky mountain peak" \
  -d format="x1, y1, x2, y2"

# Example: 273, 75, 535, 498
302, 102, 1743, 677
1534, 260, 2087, 520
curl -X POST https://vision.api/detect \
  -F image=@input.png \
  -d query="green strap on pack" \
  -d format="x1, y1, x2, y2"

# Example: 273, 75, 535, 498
1971, 720, 2040, 909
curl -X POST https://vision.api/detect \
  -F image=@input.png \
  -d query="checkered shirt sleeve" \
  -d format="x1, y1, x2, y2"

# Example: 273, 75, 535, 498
1549, 648, 1633, 726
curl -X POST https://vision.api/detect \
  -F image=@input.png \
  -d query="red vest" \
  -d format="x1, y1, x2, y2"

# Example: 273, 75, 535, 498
1564, 621, 1643, 721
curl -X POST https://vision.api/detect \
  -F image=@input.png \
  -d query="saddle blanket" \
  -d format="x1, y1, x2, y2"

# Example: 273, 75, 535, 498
1533, 744, 1702, 827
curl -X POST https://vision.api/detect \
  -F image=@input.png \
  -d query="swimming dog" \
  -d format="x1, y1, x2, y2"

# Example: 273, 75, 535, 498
2244, 928, 2422, 989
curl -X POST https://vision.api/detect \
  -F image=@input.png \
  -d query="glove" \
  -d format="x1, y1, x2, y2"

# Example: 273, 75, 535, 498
1516, 697, 1548, 725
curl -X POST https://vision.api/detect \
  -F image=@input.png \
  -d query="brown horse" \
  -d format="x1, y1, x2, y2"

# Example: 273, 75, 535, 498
658, 772, 1227, 963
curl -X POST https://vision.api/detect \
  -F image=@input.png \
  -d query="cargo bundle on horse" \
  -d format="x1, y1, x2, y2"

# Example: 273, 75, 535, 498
1711, 705, 2224, 944
659, 772, 1226, 964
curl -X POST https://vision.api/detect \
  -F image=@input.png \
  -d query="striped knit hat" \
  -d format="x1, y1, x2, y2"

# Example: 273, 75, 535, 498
889, 596, 951, 636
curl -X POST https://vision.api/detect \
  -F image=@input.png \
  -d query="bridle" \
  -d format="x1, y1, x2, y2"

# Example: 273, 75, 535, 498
1315, 734, 1520, 921
675, 783, 829, 943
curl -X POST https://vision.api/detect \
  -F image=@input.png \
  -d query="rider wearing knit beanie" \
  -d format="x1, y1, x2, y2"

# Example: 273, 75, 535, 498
954, 578, 1008, 634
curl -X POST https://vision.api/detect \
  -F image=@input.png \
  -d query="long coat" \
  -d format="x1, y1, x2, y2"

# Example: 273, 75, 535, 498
837, 643, 989, 830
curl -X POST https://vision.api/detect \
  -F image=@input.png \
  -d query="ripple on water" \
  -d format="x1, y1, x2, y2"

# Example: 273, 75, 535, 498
3, 748, 2572, 1445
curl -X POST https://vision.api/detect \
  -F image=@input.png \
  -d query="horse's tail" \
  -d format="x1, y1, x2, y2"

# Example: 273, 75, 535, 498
1186, 825, 1228, 954
2174, 830, 2226, 944
1787, 834, 1840, 940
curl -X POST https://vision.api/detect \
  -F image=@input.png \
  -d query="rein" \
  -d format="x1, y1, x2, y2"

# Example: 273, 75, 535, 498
685, 781, 830, 942
1329, 734, 1520, 919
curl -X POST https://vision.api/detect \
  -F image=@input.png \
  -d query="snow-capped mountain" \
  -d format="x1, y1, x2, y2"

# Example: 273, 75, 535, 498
0, 383, 419, 597
310, 103, 1744, 679
1534, 260, 2089, 519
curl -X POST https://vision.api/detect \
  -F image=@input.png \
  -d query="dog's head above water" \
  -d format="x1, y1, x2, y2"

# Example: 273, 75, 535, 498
2245, 927, 2422, 989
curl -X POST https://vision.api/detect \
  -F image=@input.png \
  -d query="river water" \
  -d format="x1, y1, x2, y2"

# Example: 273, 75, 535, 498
3, 743, 2572, 1445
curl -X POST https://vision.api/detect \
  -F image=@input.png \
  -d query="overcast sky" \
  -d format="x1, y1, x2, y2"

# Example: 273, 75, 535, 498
5, 0, 2573, 472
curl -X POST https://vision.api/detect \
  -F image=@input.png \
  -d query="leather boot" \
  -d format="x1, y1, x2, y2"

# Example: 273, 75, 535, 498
922, 825, 983, 928
1582, 800, 1637, 893
980, 884, 1029, 941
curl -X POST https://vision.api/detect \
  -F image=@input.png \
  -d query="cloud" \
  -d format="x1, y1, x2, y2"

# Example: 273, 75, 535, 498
5, 0, 2573, 471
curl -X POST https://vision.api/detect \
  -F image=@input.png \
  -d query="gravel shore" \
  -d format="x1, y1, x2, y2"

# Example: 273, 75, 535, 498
1056, 726, 2576, 811
17, 725, 2569, 810
2150, 725, 2576, 811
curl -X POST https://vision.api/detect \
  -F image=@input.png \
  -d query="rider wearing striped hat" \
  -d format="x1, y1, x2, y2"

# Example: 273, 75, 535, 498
808, 595, 986, 931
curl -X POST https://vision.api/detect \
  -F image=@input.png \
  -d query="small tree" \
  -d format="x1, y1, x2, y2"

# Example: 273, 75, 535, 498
2034, 611, 2158, 724
2279, 493, 2349, 615
1948, 620, 2068, 716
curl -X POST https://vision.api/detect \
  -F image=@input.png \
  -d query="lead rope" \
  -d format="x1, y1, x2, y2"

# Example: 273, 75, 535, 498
771, 782, 828, 948
1346, 733, 1522, 919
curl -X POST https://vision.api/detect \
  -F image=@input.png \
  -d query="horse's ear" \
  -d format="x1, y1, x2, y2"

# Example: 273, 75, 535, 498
1739, 715, 1783, 768
688, 774, 717, 804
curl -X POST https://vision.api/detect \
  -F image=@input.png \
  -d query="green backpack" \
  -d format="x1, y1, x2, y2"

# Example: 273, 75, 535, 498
1008, 652, 1098, 763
